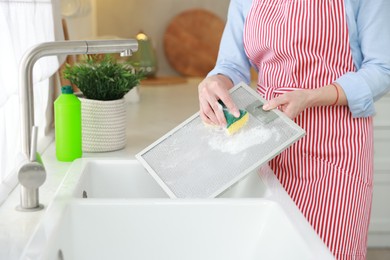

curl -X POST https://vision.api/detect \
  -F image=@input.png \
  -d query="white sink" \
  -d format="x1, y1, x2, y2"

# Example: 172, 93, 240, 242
72, 160, 169, 199
70, 159, 269, 199
21, 159, 334, 260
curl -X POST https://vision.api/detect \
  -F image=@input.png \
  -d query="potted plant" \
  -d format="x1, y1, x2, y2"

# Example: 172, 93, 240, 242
63, 54, 143, 152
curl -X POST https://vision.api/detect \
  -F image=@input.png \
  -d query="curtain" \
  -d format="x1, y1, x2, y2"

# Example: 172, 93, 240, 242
0, 0, 63, 205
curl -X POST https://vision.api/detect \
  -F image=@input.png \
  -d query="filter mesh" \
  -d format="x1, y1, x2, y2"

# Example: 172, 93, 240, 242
137, 83, 305, 198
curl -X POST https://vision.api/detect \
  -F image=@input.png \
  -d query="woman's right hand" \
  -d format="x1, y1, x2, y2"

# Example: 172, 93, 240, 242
198, 74, 240, 126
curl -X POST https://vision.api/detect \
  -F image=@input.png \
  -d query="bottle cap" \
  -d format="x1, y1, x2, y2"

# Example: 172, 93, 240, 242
61, 85, 74, 94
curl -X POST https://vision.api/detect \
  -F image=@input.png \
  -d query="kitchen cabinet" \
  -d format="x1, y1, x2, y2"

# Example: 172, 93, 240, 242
369, 93, 390, 247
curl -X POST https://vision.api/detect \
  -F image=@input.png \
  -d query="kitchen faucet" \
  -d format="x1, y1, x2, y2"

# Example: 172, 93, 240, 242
17, 39, 138, 211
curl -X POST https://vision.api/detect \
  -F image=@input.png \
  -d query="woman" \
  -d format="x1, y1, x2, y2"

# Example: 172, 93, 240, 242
198, 0, 390, 259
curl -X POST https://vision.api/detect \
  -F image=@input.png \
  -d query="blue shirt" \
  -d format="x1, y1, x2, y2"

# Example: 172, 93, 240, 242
209, 0, 390, 118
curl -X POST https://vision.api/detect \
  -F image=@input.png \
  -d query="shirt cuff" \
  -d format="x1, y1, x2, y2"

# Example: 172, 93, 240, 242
335, 72, 376, 117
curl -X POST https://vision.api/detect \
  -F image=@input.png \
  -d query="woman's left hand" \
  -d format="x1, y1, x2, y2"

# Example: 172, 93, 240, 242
262, 84, 346, 119
262, 89, 312, 119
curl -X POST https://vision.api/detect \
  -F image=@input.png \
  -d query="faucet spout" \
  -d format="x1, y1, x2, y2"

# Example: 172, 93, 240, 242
17, 39, 138, 211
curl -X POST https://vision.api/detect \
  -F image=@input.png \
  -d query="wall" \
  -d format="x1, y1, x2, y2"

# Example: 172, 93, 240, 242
95, 0, 230, 76
63, 0, 97, 40
368, 93, 390, 247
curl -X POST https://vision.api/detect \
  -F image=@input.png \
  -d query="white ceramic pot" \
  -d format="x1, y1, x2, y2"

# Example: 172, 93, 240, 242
80, 97, 127, 152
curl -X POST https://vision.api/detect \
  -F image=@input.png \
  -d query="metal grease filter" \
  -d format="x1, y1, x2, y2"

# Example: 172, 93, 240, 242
136, 83, 305, 198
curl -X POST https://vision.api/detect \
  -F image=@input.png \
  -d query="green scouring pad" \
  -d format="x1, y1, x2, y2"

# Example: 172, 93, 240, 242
218, 100, 249, 135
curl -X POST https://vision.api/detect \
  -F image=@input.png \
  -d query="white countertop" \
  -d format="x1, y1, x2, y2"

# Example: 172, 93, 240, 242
0, 77, 201, 260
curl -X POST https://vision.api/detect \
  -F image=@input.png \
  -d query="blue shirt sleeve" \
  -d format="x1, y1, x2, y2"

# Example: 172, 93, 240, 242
336, 0, 390, 117
207, 0, 252, 85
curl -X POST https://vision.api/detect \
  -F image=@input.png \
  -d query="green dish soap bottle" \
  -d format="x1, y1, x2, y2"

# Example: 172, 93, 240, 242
54, 85, 82, 162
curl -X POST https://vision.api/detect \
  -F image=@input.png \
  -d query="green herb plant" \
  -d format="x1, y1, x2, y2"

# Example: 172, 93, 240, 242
63, 55, 144, 101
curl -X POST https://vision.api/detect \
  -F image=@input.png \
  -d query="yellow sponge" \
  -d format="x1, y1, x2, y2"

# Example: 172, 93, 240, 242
219, 100, 249, 135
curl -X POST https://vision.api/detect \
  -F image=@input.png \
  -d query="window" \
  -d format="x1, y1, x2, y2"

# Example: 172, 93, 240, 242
0, 0, 63, 205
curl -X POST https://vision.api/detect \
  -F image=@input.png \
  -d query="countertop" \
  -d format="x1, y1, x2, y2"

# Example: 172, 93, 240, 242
0, 77, 201, 260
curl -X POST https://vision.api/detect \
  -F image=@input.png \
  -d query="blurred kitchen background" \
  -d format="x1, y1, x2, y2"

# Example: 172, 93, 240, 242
63, 0, 229, 77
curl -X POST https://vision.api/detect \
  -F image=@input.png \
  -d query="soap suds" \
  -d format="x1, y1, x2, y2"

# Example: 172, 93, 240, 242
208, 126, 279, 154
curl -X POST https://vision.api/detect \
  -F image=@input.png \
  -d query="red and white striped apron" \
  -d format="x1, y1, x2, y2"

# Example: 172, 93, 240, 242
243, 1, 374, 259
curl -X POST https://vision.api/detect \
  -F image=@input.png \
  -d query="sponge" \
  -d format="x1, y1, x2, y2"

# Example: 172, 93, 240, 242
219, 100, 249, 135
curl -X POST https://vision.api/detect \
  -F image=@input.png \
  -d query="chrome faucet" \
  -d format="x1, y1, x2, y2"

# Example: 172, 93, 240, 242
17, 39, 138, 211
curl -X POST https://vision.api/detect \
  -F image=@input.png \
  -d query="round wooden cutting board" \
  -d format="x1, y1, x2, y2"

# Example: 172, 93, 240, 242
163, 9, 225, 77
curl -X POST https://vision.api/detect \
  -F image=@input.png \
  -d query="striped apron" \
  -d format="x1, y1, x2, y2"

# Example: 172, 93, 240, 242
243, 0, 374, 259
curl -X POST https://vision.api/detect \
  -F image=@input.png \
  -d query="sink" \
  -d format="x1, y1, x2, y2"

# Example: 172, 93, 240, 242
72, 160, 169, 199
29, 200, 316, 260
70, 159, 269, 199
20, 159, 334, 260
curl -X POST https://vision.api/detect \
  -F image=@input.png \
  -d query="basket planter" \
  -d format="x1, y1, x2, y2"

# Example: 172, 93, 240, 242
62, 55, 143, 152
80, 97, 127, 152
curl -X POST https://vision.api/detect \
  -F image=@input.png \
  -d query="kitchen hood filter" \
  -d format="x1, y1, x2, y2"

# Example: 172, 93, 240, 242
136, 82, 305, 198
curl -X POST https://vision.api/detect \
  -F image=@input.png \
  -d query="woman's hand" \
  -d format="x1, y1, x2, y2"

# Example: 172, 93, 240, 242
262, 84, 347, 119
198, 74, 239, 126
262, 90, 312, 119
